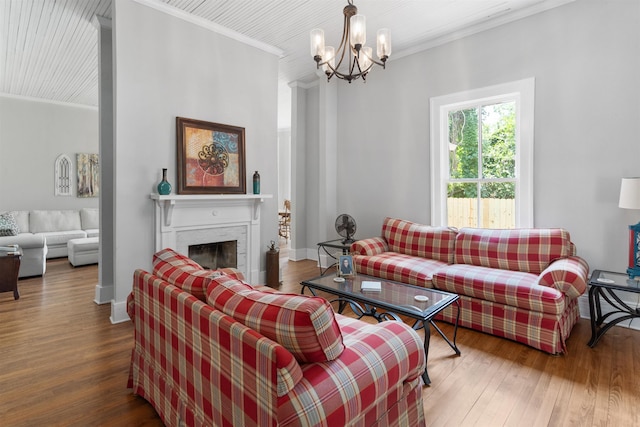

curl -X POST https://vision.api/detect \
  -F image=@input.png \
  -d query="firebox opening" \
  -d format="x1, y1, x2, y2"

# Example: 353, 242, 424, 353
189, 241, 237, 270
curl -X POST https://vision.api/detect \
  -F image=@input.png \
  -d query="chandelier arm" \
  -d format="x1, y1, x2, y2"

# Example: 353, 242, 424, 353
354, 56, 368, 76
335, 13, 351, 70
360, 49, 388, 68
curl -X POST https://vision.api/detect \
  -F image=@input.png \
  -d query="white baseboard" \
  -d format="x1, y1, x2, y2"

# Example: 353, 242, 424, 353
286, 247, 313, 262
93, 284, 113, 305
110, 299, 131, 324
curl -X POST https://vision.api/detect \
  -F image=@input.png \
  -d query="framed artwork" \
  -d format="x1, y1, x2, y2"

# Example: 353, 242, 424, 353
76, 153, 99, 198
338, 255, 354, 277
176, 117, 246, 194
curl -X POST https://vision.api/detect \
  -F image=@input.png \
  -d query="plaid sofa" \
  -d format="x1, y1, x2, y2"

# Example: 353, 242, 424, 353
351, 218, 589, 354
127, 248, 426, 426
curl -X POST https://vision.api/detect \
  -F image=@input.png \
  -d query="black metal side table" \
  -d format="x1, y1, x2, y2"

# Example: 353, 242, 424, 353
587, 269, 640, 347
317, 239, 352, 276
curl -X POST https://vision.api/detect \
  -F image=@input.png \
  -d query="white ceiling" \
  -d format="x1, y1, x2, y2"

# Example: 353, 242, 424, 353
0, 0, 573, 109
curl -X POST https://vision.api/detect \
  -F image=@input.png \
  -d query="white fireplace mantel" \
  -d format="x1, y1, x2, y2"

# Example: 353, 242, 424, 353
150, 193, 272, 283
150, 194, 272, 226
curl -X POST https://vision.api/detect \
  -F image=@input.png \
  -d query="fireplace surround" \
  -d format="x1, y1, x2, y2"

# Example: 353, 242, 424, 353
150, 194, 271, 283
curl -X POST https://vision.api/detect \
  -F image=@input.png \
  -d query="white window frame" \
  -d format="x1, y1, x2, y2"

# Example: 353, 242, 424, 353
430, 78, 535, 228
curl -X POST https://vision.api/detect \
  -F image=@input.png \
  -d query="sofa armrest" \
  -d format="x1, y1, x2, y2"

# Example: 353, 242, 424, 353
0, 233, 46, 249
350, 237, 388, 256
278, 314, 426, 426
537, 256, 589, 299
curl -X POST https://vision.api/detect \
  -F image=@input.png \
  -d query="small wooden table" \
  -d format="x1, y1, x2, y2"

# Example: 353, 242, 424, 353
0, 246, 22, 300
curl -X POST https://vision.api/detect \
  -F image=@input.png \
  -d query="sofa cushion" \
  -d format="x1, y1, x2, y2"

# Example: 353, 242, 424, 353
207, 275, 345, 363
382, 217, 457, 263
8, 211, 29, 233
30, 210, 82, 233
84, 229, 99, 238
0, 212, 20, 236
40, 230, 87, 246
152, 248, 244, 301
80, 208, 99, 230
432, 264, 566, 315
353, 252, 447, 288
454, 228, 572, 274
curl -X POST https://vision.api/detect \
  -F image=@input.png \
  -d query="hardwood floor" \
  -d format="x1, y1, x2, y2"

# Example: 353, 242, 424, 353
1, 257, 638, 426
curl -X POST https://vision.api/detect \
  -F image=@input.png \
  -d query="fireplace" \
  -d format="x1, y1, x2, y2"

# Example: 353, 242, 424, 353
151, 194, 270, 284
189, 241, 237, 270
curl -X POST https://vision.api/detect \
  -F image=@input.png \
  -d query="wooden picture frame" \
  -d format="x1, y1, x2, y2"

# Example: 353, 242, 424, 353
176, 117, 246, 194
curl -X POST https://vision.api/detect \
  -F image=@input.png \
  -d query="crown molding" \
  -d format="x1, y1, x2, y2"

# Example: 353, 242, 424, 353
288, 81, 317, 90
0, 93, 98, 111
393, 0, 576, 61
132, 0, 284, 58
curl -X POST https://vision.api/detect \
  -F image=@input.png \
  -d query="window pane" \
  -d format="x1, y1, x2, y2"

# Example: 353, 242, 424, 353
447, 182, 478, 228
448, 108, 478, 179
481, 102, 515, 179
479, 182, 515, 228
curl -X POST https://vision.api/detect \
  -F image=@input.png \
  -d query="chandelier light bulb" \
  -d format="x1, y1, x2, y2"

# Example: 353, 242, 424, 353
350, 14, 366, 50
310, 28, 325, 59
377, 28, 391, 60
359, 46, 372, 71
323, 46, 336, 72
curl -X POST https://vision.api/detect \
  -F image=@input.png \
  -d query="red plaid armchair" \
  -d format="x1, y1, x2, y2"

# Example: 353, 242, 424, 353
127, 249, 426, 426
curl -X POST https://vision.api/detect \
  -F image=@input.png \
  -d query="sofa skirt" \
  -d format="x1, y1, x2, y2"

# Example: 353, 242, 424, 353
436, 296, 581, 354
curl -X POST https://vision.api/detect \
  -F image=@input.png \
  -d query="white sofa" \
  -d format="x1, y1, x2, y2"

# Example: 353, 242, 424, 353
0, 208, 99, 277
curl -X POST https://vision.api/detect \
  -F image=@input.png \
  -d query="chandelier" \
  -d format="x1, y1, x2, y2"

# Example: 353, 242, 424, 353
310, 0, 391, 83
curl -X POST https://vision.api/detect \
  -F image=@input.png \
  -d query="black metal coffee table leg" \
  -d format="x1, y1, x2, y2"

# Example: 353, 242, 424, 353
422, 319, 431, 385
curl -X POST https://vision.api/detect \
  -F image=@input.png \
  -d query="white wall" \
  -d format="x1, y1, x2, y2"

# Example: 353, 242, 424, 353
327, 0, 639, 273
277, 128, 291, 208
0, 95, 99, 211
111, 0, 279, 322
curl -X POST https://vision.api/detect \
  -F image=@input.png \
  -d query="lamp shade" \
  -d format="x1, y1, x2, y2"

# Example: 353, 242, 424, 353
619, 177, 640, 209
350, 14, 366, 48
377, 28, 391, 59
359, 46, 372, 71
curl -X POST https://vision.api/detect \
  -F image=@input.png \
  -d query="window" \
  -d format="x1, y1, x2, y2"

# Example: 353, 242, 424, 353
54, 154, 73, 196
430, 78, 534, 228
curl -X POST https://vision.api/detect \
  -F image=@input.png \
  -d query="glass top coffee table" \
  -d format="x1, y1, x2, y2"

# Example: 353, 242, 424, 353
300, 274, 461, 385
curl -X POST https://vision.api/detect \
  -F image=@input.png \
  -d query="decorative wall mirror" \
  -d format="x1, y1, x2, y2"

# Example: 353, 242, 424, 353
54, 154, 73, 196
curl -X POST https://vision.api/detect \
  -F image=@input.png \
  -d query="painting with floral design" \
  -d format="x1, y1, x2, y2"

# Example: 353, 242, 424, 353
176, 117, 246, 194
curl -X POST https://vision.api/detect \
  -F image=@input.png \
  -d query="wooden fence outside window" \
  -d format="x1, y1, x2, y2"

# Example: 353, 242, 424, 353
447, 198, 515, 229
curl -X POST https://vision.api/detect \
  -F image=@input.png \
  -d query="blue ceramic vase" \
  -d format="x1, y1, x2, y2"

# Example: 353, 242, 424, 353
157, 168, 172, 195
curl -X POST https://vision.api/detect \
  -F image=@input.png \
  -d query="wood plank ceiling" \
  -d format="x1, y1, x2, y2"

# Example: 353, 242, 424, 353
0, 0, 573, 108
